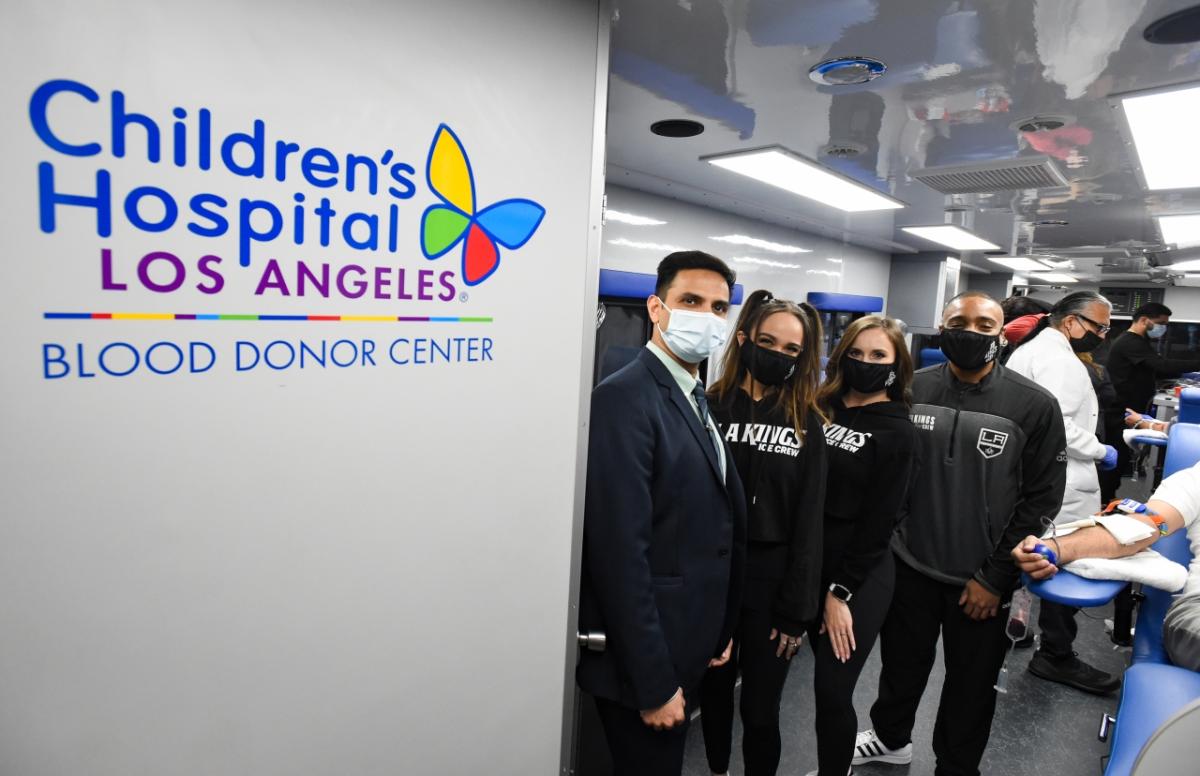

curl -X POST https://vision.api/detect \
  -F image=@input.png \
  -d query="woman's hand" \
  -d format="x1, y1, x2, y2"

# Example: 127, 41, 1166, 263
820, 591, 856, 663
769, 628, 803, 661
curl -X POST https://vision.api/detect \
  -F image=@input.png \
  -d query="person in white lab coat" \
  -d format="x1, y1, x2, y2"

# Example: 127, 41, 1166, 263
1005, 290, 1121, 695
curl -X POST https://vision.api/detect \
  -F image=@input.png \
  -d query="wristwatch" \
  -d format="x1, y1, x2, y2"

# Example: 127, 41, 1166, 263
829, 582, 853, 603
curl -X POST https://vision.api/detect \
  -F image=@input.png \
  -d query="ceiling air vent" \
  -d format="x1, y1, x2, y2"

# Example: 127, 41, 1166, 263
911, 155, 1069, 194
809, 56, 887, 86
1010, 114, 1074, 133
821, 140, 867, 158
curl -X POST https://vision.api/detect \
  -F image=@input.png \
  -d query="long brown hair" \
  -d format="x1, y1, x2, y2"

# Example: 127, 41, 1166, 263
709, 289, 827, 434
818, 314, 914, 414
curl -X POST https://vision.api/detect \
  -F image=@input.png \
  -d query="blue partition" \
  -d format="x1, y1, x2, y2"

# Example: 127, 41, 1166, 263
805, 292, 884, 313
598, 269, 745, 304
919, 348, 947, 369
1178, 387, 1200, 425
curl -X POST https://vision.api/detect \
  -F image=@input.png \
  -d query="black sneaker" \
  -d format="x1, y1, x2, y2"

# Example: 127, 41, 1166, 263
1027, 650, 1120, 694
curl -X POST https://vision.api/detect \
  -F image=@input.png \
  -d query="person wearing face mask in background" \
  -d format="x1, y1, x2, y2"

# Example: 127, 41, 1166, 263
577, 251, 747, 776
1005, 291, 1122, 695
699, 290, 826, 776
1106, 303, 1200, 420
853, 292, 1066, 776
804, 315, 918, 776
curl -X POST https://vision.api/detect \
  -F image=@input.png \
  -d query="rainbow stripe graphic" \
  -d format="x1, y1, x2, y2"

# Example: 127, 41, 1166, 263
44, 312, 492, 323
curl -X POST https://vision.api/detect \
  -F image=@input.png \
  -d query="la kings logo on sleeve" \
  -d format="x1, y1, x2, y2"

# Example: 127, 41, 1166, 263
977, 428, 1009, 459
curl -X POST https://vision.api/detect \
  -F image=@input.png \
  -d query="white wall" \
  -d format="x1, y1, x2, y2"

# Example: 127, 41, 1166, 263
602, 185, 893, 304
0, 2, 606, 774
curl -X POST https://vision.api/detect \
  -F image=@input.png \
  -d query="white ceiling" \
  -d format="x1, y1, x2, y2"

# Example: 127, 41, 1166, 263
606, 0, 1200, 285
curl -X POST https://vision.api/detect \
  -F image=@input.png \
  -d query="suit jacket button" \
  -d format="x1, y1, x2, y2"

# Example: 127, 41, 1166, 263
717, 548, 730, 557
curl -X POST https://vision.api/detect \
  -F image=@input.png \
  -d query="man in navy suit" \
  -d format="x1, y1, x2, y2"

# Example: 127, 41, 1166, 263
578, 251, 747, 775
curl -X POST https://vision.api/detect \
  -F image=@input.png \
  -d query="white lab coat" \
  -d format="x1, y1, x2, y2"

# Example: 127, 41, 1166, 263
1006, 326, 1106, 523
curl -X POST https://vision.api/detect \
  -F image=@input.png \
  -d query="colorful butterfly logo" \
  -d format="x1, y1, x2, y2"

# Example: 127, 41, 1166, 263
420, 124, 546, 286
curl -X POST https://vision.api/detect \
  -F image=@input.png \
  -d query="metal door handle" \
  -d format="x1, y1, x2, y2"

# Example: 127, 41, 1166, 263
577, 631, 607, 652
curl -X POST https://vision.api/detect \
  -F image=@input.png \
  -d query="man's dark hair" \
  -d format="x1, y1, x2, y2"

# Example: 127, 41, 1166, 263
1000, 295, 1052, 323
1133, 302, 1172, 322
655, 251, 736, 299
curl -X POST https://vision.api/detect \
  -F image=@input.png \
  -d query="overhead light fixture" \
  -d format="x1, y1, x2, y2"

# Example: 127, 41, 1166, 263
1168, 259, 1200, 271
988, 256, 1055, 272
827, 258, 843, 263
1120, 84, 1200, 190
729, 256, 805, 270
1026, 273, 1078, 284
806, 269, 842, 277
710, 234, 811, 253
605, 209, 666, 226
901, 225, 1001, 251
606, 238, 685, 252
703, 146, 905, 213
1158, 213, 1200, 249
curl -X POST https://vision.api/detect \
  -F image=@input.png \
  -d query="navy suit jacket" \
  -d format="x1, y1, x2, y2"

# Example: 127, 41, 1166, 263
577, 347, 747, 710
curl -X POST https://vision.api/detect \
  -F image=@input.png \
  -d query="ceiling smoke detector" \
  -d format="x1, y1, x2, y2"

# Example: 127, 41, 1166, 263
1144, 5, 1200, 44
650, 119, 704, 138
1010, 114, 1075, 133
821, 140, 867, 158
809, 56, 887, 86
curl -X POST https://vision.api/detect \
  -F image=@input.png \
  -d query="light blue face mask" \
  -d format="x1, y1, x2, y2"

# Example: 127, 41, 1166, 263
654, 298, 729, 364
1147, 322, 1167, 339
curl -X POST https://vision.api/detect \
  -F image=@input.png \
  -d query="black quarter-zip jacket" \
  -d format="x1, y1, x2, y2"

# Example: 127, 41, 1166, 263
892, 362, 1067, 594
710, 388, 826, 632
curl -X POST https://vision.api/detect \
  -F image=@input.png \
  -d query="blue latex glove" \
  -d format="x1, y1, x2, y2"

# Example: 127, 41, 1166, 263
1099, 444, 1119, 471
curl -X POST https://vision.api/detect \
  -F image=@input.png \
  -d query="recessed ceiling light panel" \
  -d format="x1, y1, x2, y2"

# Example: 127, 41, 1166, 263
1026, 272, 1078, 284
1120, 84, 1200, 190
710, 234, 811, 253
901, 225, 1001, 251
988, 257, 1055, 272
605, 209, 666, 226
704, 146, 905, 213
1158, 213, 1200, 249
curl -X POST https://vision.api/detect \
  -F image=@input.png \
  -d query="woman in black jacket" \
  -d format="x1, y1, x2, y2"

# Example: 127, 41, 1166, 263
807, 315, 918, 776
701, 290, 827, 776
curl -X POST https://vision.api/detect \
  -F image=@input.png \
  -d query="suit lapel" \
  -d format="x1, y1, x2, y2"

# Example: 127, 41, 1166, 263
638, 350, 726, 487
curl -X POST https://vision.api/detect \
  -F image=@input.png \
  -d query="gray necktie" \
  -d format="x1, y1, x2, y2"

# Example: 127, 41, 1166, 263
691, 382, 711, 427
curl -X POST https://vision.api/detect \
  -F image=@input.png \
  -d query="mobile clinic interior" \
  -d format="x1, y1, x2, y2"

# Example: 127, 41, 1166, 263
3, 1, 1200, 775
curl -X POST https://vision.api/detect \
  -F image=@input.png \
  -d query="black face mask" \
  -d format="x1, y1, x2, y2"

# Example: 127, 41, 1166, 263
842, 356, 896, 394
939, 328, 1000, 370
1068, 322, 1104, 354
740, 340, 799, 386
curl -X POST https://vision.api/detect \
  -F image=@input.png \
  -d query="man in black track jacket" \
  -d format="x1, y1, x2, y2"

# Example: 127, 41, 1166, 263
854, 292, 1067, 776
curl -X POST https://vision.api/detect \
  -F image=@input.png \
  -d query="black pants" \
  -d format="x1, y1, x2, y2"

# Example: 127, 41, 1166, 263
811, 551, 895, 776
1038, 599, 1079, 659
594, 694, 690, 776
869, 558, 1010, 776
1099, 458, 1122, 504
700, 575, 793, 776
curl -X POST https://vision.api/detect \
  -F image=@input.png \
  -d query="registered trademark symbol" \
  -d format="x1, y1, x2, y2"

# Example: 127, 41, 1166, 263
459, 292, 469, 302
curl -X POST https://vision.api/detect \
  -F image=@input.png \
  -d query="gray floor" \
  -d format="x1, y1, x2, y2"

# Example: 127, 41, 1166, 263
684, 476, 1154, 776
